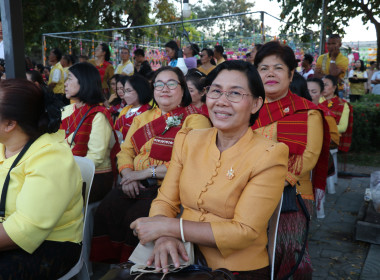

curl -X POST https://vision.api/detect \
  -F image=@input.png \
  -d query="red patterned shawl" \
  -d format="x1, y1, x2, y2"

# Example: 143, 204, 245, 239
252, 91, 330, 191
131, 105, 199, 162
114, 104, 151, 139
321, 96, 353, 152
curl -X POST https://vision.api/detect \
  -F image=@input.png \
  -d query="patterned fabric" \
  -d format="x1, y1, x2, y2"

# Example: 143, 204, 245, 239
0, 241, 81, 280
274, 199, 314, 280
109, 101, 127, 116
61, 104, 114, 157
114, 104, 151, 138
321, 96, 353, 152
196, 103, 209, 118
252, 92, 330, 192
90, 188, 158, 264
131, 105, 199, 162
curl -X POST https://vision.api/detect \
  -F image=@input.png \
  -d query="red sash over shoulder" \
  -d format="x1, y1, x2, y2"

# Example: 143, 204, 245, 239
131, 105, 199, 162
252, 91, 330, 191
114, 104, 151, 139
321, 96, 353, 152
61, 104, 114, 157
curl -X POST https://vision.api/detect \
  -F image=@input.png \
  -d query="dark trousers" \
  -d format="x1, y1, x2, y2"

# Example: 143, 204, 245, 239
0, 241, 81, 280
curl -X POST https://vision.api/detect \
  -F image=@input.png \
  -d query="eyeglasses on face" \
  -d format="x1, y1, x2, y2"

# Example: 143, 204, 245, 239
153, 80, 180, 91
205, 86, 252, 103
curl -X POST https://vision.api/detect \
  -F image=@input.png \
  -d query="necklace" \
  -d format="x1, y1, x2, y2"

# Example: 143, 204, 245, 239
65, 106, 82, 135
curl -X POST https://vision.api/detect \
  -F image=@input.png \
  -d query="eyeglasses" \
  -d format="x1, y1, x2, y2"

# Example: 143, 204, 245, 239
205, 86, 252, 103
153, 80, 180, 91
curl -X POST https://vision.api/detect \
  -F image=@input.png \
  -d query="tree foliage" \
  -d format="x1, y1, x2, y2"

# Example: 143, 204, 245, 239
191, 0, 261, 41
272, 0, 380, 62
22, 0, 178, 58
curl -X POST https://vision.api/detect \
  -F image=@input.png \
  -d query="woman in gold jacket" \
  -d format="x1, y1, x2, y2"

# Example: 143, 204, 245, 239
131, 61, 289, 278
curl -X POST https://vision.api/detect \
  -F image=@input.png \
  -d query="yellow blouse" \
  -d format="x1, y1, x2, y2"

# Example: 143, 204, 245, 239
1, 131, 83, 253
150, 128, 289, 271
254, 110, 323, 199
117, 107, 211, 173
197, 65, 216, 75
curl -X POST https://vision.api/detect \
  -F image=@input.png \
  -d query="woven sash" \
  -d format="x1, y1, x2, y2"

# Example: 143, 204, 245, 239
321, 96, 353, 152
61, 104, 114, 157
131, 105, 199, 162
114, 104, 151, 138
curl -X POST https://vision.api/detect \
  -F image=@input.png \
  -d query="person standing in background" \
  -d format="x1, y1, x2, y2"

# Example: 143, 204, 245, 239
214, 45, 225, 65
115, 47, 134, 76
315, 34, 349, 98
183, 43, 199, 70
300, 54, 315, 79
348, 59, 368, 102
133, 49, 153, 78
366, 61, 377, 93
48, 48, 68, 105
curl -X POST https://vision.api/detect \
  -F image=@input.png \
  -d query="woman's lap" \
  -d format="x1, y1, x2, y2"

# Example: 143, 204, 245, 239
0, 241, 81, 280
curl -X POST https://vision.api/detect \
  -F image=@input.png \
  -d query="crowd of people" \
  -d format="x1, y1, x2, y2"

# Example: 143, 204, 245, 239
0, 34, 377, 280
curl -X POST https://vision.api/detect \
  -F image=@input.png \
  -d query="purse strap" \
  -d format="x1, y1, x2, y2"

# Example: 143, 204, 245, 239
0, 139, 35, 222
70, 106, 97, 147
280, 187, 311, 280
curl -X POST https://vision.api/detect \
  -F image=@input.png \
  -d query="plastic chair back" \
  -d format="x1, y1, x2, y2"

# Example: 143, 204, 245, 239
58, 156, 95, 280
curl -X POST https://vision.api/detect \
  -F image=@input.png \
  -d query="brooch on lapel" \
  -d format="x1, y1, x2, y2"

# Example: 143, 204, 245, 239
226, 167, 235, 180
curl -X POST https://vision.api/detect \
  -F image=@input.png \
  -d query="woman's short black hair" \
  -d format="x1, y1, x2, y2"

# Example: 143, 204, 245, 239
190, 43, 200, 56
307, 77, 324, 93
186, 69, 206, 102
68, 62, 105, 105
126, 74, 153, 105
26, 70, 46, 86
254, 41, 297, 77
100, 43, 111, 62
0, 79, 63, 140
201, 48, 215, 65
52, 48, 62, 61
355, 59, 366, 72
165, 40, 179, 60
151, 66, 192, 108
205, 60, 265, 126
290, 72, 312, 101
323, 74, 339, 96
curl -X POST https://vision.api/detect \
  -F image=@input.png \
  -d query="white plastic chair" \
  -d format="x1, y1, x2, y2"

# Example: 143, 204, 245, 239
115, 130, 124, 144
268, 194, 283, 280
326, 148, 338, 194
58, 156, 95, 280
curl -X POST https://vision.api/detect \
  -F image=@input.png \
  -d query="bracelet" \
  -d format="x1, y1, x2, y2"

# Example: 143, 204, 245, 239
180, 218, 186, 243
330, 60, 336, 63
151, 166, 156, 178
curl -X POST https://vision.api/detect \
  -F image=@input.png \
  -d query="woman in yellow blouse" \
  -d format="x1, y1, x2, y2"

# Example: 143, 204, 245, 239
61, 62, 116, 203
130, 61, 289, 278
197, 48, 216, 75
252, 41, 326, 279
0, 80, 83, 279
90, 66, 211, 264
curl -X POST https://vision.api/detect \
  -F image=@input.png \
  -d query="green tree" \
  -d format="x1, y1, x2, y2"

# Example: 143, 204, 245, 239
191, 0, 261, 44
22, 0, 177, 59
272, 0, 380, 63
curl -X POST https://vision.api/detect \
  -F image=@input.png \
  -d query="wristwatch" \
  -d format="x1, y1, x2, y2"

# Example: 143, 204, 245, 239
330, 60, 336, 63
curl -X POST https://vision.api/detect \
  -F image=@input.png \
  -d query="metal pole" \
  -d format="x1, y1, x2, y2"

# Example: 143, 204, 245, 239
260, 12, 265, 43
0, 0, 26, 79
319, 0, 326, 55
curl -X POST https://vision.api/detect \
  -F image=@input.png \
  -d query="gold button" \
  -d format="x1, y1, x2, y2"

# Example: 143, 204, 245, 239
216, 161, 221, 168
207, 180, 213, 185
200, 208, 206, 213
198, 199, 203, 204
200, 216, 205, 221
212, 171, 218, 176
202, 187, 207, 192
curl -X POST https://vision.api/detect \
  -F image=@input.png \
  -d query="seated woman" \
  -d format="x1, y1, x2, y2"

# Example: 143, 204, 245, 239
320, 75, 353, 152
90, 66, 211, 264
114, 75, 152, 139
252, 41, 328, 279
130, 61, 289, 278
105, 74, 123, 112
0, 79, 83, 279
186, 69, 208, 117
61, 62, 116, 203
307, 77, 340, 147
